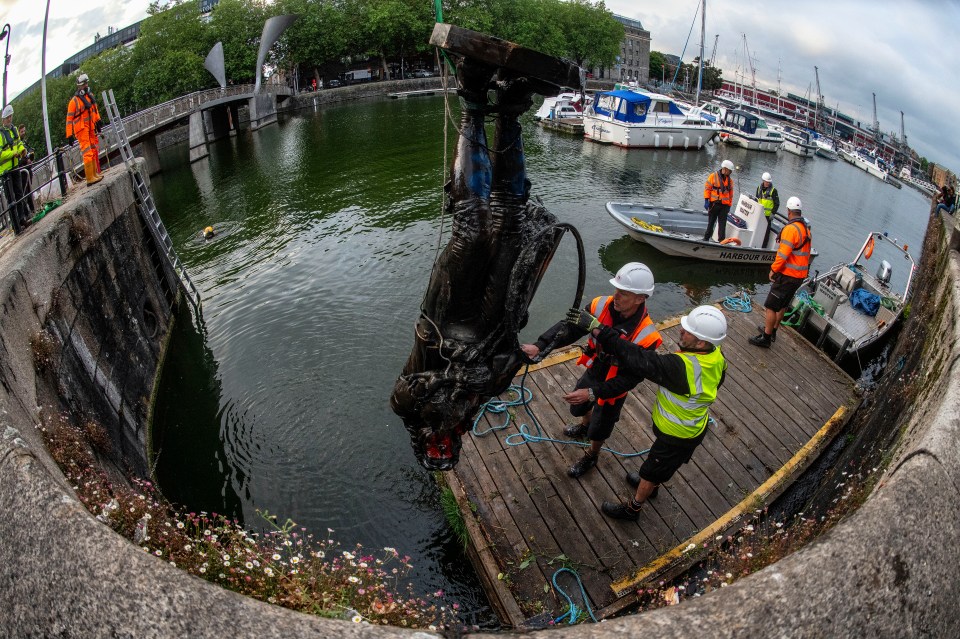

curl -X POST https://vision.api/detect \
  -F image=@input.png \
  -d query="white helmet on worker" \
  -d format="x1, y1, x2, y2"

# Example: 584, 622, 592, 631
680, 305, 727, 345
609, 262, 655, 296
77, 73, 89, 86
1, 104, 12, 119
786, 196, 802, 212
721, 159, 734, 171
762, 172, 772, 182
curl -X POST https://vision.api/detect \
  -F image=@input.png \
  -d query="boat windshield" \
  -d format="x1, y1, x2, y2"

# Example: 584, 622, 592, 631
756, 119, 769, 129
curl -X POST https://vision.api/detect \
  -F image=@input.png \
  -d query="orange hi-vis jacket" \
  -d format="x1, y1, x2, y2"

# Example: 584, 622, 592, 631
576, 295, 663, 405
703, 170, 733, 206
772, 219, 812, 279
66, 90, 101, 159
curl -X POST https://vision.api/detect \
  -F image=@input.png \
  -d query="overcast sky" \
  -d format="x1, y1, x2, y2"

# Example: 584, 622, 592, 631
1, 0, 957, 172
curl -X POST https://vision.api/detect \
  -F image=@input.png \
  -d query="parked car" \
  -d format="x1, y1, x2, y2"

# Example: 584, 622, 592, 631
410, 69, 435, 78
327, 79, 342, 88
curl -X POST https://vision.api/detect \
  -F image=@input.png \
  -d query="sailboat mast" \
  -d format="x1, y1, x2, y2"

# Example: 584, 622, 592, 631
695, 0, 705, 106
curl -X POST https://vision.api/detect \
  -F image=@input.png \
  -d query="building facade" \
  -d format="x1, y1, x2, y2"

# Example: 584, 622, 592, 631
590, 15, 650, 84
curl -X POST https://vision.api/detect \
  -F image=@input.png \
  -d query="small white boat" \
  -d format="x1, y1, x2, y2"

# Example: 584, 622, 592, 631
788, 232, 915, 363
840, 147, 901, 187
719, 109, 783, 152
898, 167, 938, 197
583, 89, 719, 149
778, 126, 818, 157
534, 92, 583, 121
606, 194, 815, 265
814, 136, 839, 160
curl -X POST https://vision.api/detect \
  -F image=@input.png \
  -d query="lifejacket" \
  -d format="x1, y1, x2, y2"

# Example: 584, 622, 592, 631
704, 171, 733, 206
774, 219, 812, 279
66, 90, 101, 138
0, 125, 24, 174
755, 184, 777, 217
653, 347, 726, 439
575, 295, 663, 405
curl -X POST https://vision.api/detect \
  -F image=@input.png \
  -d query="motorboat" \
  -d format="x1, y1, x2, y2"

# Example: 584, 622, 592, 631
787, 232, 915, 363
813, 135, 839, 160
583, 89, 719, 149
719, 109, 783, 152
534, 91, 584, 121
606, 194, 816, 265
777, 126, 817, 157
839, 146, 900, 187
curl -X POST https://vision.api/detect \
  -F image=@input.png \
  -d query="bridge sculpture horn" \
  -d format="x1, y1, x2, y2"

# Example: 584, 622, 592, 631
254, 15, 298, 93
204, 42, 226, 89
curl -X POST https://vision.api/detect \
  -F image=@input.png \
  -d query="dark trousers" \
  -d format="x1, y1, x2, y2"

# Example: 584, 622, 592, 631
704, 203, 730, 241
2, 169, 29, 234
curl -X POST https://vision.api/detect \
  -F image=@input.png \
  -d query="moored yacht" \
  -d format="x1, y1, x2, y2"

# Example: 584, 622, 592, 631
583, 89, 719, 149
719, 109, 782, 152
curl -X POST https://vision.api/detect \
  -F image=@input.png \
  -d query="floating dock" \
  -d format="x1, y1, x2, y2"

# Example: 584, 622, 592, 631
445, 304, 857, 626
538, 117, 584, 135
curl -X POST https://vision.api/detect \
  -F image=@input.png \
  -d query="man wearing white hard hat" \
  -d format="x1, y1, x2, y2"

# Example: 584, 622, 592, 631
521, 263, 663, 479
566, 305, 727, 521
1, 103, 30, 232
749, 196, 813, 348
65, 72, 104, 186
703, 160, 735, 242
755, 171, 780, 247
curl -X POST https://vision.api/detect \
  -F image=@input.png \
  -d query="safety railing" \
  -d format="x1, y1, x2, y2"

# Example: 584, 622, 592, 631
0, 148, 70, 237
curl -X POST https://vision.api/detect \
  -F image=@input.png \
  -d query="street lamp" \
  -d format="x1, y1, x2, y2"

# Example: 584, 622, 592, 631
0, 24, 10, 108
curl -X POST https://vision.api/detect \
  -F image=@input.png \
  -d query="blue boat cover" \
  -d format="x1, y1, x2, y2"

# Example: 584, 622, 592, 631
849, 288, 881, 316
592, 90, 684, 124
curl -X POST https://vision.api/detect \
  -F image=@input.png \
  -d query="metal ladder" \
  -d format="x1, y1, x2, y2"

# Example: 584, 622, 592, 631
101, 89, 201, 311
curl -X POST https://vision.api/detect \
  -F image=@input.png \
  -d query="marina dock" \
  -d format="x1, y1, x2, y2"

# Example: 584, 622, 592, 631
445, 304, 858, 626
538, 117, 584, 135
387, 88, 456, 99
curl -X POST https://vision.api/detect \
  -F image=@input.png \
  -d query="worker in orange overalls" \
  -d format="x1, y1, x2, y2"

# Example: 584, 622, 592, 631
702, 159, 735, 242
749, 196, 812, 347
521, 263, 663, 479
66, 73, 103, 186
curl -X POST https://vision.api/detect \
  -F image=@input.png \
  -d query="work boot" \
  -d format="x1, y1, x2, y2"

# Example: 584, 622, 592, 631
625, 472, 659, 499
756, 325, 777, 342
84, 160, 102, 186
748, 332, 772, 348
601, 499, 642, 521
563, 422, 588, 439
568, 452, 598, 478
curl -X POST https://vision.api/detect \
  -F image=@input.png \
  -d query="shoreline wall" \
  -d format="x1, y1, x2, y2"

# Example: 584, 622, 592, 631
1, 165, 958, 635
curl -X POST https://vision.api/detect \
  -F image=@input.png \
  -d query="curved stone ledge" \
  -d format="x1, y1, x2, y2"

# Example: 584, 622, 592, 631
1, 168, 958, 637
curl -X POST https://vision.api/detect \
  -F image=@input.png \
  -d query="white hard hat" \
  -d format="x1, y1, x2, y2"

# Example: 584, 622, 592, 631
1, 104, 12, 119
77, 73, 89, 86
609, 262, 655, 296
786, 196, 802, 211
761, 172, 772, 182
680, 305, 727, 345
721, 159, 734, 171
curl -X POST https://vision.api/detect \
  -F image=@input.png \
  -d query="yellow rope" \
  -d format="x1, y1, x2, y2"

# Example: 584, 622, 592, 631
631, 217, 664, 233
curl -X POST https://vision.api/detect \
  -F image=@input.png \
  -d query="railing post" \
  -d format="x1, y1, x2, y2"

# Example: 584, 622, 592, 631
55, 148, 67, 196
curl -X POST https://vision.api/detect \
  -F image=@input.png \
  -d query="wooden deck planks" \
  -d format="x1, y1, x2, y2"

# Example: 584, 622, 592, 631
451, 304, 857, 624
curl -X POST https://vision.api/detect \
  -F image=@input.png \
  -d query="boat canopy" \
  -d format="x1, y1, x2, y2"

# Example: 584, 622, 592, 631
592, 90, 684, 124
724, 109, 769, 134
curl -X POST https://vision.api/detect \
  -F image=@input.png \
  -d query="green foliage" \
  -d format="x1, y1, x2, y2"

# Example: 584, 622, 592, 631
11, 75, 76, 153
440, 485, 469, 549
555, 0, 623, 68
649, 51, 666, 83
208, 0, 272, 84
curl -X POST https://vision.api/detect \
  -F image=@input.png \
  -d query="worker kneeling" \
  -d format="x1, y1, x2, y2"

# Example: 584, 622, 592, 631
566, 305, 727, 521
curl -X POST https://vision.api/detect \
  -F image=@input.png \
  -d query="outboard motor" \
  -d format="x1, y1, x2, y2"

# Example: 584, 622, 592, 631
876, 259, 892, 285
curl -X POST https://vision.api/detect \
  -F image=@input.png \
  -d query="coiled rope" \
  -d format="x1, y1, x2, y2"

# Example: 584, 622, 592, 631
722, 291, 753, 313
782, 289, 824, 327
552, 567, 598, 624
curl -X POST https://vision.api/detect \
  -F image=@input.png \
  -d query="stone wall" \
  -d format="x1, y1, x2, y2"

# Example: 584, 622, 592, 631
1, 165, 958, 636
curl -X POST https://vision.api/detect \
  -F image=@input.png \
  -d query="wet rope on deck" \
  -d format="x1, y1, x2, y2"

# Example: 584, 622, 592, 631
722, 290, 753, 313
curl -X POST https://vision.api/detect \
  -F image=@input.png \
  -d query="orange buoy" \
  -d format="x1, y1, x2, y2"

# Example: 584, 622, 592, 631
719, 237, 741, 246
864, 236, 875, 259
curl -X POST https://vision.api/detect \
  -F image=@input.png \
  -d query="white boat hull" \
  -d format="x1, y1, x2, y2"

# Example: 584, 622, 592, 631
720, 130, 781, 152
782, 138, 817, 157
584, 115, 717, 149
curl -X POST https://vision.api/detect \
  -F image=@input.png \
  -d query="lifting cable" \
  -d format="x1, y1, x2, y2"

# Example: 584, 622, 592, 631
781, 290, 824, 327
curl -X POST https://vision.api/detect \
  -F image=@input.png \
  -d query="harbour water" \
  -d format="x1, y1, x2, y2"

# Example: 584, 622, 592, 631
149, 95, 930, 624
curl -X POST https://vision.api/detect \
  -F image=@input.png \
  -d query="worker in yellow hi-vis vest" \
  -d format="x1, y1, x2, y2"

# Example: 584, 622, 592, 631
755, 171, 780, 247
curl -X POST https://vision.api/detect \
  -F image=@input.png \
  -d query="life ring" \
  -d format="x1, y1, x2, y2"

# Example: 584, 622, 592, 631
720, 237, 741, 246
864, 236, 875, 259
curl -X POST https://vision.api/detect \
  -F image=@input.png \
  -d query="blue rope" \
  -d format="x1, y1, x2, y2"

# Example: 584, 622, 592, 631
552, 568, 598, 624
471, 368, 649, 458
722, 291, 753, 313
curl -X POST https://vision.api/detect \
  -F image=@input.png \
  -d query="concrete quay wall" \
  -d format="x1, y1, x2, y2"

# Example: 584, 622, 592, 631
1, 162, 957, 636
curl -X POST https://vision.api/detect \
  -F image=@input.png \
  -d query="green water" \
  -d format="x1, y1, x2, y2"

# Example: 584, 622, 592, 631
149, 95, 930, 624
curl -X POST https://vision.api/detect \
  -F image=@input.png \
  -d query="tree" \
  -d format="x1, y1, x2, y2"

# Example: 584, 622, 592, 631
277, 0, 353, 83
208, 0, 272, 84
554, 0, 623, 69
357, 0, 435, 77
649, 51, 666, 84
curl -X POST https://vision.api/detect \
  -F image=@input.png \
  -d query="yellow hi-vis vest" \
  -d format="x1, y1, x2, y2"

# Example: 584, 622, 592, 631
653, 347, 725, 439
756, 184, 776, 217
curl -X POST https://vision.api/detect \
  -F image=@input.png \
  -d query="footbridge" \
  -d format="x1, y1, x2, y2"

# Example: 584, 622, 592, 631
40, 83, 292, 185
